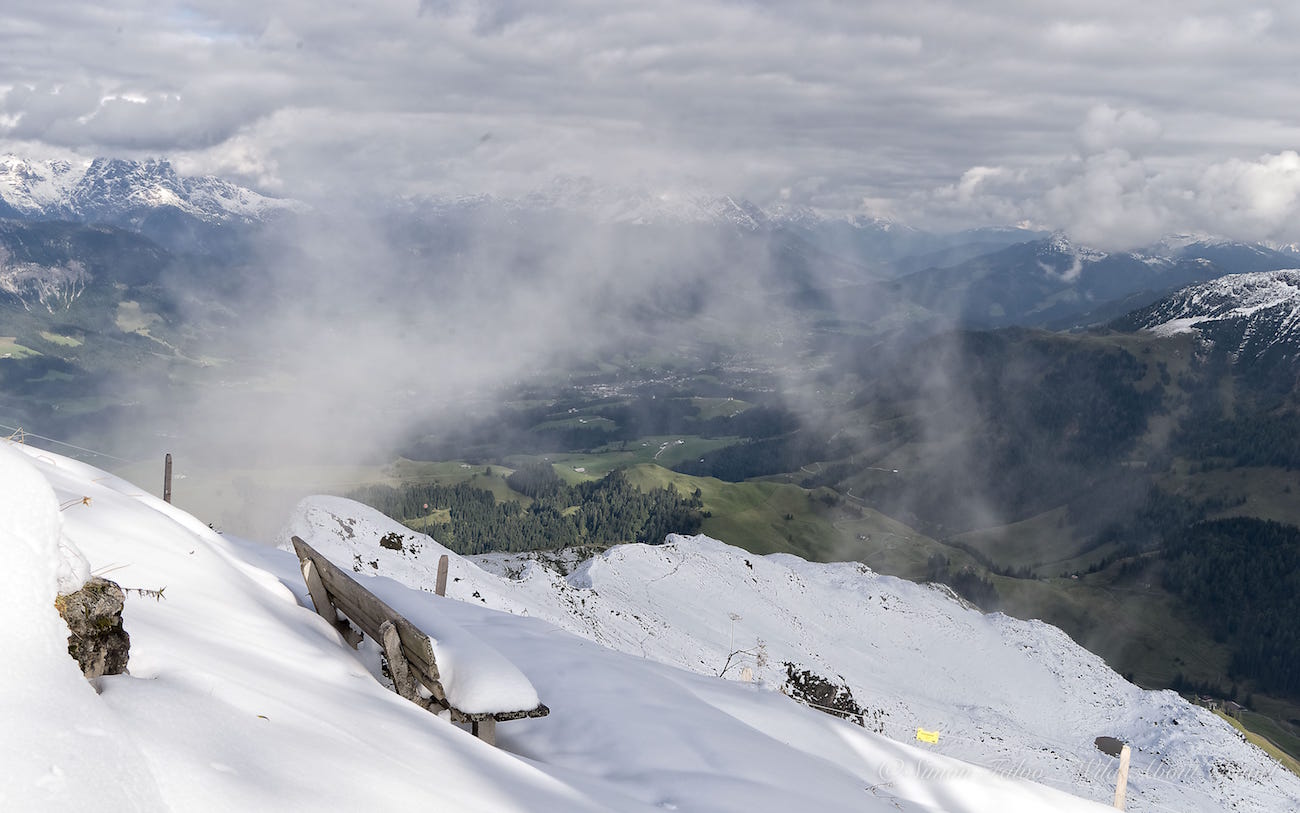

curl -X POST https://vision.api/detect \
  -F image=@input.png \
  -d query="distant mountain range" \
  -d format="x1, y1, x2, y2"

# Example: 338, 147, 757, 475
7, 153, 1300, 387
393, 176, 908, 233
0, 155, 300, 226
5, 153, 1300, 332
389, 179, 1048, 274
0, 155, 304, 255
888, 234, 1300, 329
401, 180, 1300, 332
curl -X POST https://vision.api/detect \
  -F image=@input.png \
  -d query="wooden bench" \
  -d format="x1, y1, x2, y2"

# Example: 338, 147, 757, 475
291, 535, 549, 744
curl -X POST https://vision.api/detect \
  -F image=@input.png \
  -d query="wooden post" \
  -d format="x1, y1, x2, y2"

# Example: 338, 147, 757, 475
1113, 744, 1131, 810
436, 554, 449, 597
472, 717, 496, 746
163, 453, 173, 503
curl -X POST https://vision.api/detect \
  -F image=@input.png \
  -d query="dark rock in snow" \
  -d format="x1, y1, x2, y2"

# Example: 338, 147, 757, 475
55, 576, 130, 679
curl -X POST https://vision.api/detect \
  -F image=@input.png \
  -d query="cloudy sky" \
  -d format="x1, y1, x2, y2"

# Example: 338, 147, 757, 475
3, 0, 1300, 246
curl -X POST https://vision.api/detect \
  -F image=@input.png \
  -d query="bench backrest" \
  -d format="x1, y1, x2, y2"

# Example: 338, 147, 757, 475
290, 535, 548, 726
293, 536, 452, 698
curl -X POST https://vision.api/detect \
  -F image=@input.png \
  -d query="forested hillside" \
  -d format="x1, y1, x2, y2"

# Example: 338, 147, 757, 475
348, 466, 704, 553
1163, 518, 1300, 696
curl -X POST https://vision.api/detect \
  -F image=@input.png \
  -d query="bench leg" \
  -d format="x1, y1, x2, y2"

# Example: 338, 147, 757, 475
379, 620, 421, 703
472, 718, 496, 746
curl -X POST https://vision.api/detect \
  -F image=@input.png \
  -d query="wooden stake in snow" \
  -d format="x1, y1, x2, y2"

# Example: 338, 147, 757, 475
1113, 744, 1131, 810
1095, 736, 1131, 810
435, 554, 449, 597
163, 453, 172, 503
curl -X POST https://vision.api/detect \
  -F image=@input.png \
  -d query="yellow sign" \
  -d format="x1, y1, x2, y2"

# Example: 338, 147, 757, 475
916, 728, 940, 744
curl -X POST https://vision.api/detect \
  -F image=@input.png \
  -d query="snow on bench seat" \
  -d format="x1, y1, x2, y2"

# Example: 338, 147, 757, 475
417, 595, 541, 716
290, 535, 547, 742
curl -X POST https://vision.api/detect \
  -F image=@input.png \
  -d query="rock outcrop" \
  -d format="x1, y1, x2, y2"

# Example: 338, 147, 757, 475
55, 576, 130, 679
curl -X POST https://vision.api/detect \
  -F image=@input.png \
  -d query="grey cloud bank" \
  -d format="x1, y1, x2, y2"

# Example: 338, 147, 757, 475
3, 1, 1300, 247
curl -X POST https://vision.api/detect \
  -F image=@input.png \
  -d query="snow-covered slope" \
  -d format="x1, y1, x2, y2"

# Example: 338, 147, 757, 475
1134, 269, 1300, 349
282, 496, 1300, 813
4, 443, 1129, 812
0, 155, 299, 225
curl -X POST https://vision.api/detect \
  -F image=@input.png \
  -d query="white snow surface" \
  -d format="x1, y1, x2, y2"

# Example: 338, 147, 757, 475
1, 446, 1293, 812
0, 444, 162, 811
1140, 269, 1300, 343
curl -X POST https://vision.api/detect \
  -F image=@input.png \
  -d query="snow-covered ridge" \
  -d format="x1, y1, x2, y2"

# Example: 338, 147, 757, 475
0, 155, 301, 225
285, 495, 1300, 813
1145, 232, 1258, 254
1038, 233, 1224, 268
1138, 269, 1300, 348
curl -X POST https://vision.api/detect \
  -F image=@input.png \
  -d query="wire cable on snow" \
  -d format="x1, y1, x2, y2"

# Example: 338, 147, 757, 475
0, 421, 132, 463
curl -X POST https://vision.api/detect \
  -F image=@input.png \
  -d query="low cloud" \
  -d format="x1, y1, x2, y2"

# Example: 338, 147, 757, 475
2, 2, 1299, 242
1077, 105, 1162, 155
1039, 149, 1173, 249
1196, 150, 1300, 241
920, 101, 1300, 250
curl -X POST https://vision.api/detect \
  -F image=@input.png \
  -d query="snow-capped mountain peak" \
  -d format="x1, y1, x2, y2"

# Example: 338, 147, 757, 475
0, 154, 301, 226
1043, 232, 1108, 263
0, 155, 85, 213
